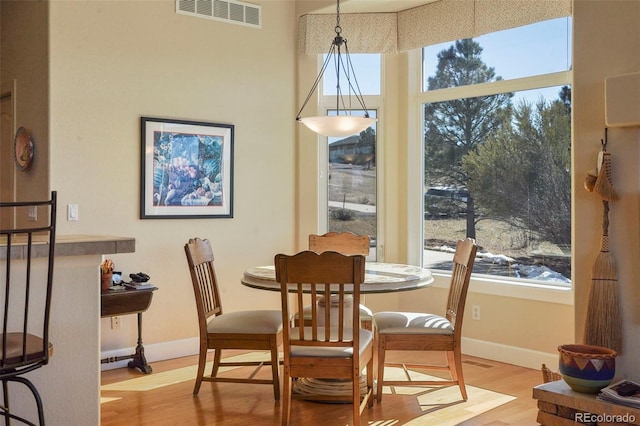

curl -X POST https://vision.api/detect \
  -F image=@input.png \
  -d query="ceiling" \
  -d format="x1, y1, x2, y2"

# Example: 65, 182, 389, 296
312, 0, 439, 14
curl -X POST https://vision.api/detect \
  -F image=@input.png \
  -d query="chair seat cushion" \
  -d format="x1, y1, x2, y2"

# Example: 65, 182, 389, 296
298, 303, 373, 320
373, 312, 454, 335
207, 310, 282, 334
0, 333, 50, 366
290, 328, 373, 358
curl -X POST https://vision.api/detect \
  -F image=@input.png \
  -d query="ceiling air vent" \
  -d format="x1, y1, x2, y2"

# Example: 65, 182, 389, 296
176, 0, 261, 28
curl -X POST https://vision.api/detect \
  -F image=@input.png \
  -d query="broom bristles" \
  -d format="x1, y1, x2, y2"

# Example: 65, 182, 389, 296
586, 156, 622, 353
584, 277, 622, 352
585, 234, 622, 352
592, 250, 617, 279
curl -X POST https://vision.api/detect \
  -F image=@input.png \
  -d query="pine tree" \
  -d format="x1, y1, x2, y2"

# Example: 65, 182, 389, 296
424, 39, 512, 239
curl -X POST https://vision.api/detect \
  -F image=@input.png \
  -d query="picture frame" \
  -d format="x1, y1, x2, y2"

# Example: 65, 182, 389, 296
140, 117, 234, 219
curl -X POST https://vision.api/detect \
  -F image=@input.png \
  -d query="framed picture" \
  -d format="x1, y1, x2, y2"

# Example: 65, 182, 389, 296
140, 117, 234, 219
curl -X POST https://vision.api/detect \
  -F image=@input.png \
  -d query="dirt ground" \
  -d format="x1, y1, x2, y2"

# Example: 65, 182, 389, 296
327, 166, 571, 278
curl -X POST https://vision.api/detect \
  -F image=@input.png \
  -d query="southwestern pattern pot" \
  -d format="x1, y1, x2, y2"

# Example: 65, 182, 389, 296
558, 344, 617, 393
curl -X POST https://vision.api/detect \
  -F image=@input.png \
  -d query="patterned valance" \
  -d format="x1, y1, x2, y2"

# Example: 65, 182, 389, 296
299, 0, 571, 55
298, 13, 397, 55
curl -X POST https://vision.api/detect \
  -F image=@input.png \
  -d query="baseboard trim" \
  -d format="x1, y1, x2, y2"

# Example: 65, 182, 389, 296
101, 336, 557, 372
462, 337, 557, 370
100, 337, 199, 371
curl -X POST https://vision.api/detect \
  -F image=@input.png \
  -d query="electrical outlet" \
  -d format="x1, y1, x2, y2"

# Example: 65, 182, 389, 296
472, 305, 480, 320
111, 316, 121, 329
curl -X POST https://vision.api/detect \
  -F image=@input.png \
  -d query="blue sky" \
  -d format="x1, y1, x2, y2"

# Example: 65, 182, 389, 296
423, 17, 572, 104
465, 17, 572, 80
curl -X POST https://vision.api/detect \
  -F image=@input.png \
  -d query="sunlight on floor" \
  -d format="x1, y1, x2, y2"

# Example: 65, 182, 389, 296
101, 354, 516, 425
382, 367, 516, 426
100, 351, 272, 394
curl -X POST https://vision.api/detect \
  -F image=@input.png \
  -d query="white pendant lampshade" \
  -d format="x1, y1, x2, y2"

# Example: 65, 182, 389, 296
298, 115, 376, 138
296, 0, 376, 138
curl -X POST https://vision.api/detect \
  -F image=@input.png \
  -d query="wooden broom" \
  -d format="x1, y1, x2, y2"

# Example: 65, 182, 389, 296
584, 150, 622, 353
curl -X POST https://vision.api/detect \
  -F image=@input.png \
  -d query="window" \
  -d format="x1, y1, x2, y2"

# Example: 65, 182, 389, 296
321, 54, 381, 260
323, 54, 381, 96
420, 18, 572, 287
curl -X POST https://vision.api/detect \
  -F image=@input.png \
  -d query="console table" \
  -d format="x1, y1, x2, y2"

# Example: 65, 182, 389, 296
100, 286, 156, 374
533, 380, 640, 425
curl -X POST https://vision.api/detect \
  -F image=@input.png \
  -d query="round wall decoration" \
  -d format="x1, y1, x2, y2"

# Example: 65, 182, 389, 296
14, 127, 34, 171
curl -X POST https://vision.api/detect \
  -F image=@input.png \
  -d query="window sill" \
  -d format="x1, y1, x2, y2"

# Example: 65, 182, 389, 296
430, 272, 574, 305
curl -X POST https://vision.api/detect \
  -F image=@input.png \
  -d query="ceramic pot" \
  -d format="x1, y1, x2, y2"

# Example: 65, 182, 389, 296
558, 344, 617, 393
101, 272, 113, 291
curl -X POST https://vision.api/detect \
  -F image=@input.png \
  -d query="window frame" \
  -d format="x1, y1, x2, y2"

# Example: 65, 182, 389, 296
409, 34, 574, 294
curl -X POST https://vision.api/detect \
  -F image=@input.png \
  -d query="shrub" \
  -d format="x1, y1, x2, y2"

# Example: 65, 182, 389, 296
331, 208, 355, 221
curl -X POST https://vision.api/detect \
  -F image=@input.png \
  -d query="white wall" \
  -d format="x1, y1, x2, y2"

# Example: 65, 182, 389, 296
572, 0, 640, 380
48, 0, 297, 355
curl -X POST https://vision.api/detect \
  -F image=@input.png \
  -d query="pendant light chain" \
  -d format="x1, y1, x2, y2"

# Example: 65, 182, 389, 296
334, 0, 343, 114
296, 0, 377, 137
335, 0, 341, 35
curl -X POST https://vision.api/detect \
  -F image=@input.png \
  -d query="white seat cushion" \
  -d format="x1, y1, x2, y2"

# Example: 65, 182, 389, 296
290, 328, 373, 358
207, 310, 282, 334
373, 312, 454, 335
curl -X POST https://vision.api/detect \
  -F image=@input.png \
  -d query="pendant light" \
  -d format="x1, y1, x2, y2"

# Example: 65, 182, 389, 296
296, 0, 377, 138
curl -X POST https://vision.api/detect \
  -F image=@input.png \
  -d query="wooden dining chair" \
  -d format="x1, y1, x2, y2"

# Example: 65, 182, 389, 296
0, 191, 57, 425
184, 237, 283, 399
304, 232, 373, 331
373, 238, 477, 402
275, 250, 374, 426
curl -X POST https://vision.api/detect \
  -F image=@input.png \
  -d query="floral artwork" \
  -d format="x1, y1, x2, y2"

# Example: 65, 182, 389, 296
141, 117, 233, 218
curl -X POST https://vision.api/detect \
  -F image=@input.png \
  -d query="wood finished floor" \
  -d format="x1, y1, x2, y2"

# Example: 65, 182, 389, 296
101, 351, 543, 425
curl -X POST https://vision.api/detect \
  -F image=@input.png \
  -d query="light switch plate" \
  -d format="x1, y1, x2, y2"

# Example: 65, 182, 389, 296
67, 204, 79, 221
28, 206, 37, 221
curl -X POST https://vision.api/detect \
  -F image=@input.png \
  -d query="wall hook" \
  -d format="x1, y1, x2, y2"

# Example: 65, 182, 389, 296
601, 127, 608, 151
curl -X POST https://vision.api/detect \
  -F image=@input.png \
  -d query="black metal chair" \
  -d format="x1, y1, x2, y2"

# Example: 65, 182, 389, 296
0, 191, 56, 425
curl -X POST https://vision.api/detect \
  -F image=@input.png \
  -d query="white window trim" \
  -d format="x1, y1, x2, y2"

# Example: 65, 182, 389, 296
419, 70, 572, 104
431, 272, 574, 305
407, 49, 424, 267
407, 49, 574, 299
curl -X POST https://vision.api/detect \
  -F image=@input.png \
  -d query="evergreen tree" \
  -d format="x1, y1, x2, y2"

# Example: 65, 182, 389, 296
424, 39, 512, 239
463, 88, 571, 246
357, 127, 376, 168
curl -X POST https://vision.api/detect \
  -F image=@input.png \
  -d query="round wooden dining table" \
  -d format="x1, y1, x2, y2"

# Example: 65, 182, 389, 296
241, 261, 434, 401
241, 261, 434, 293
